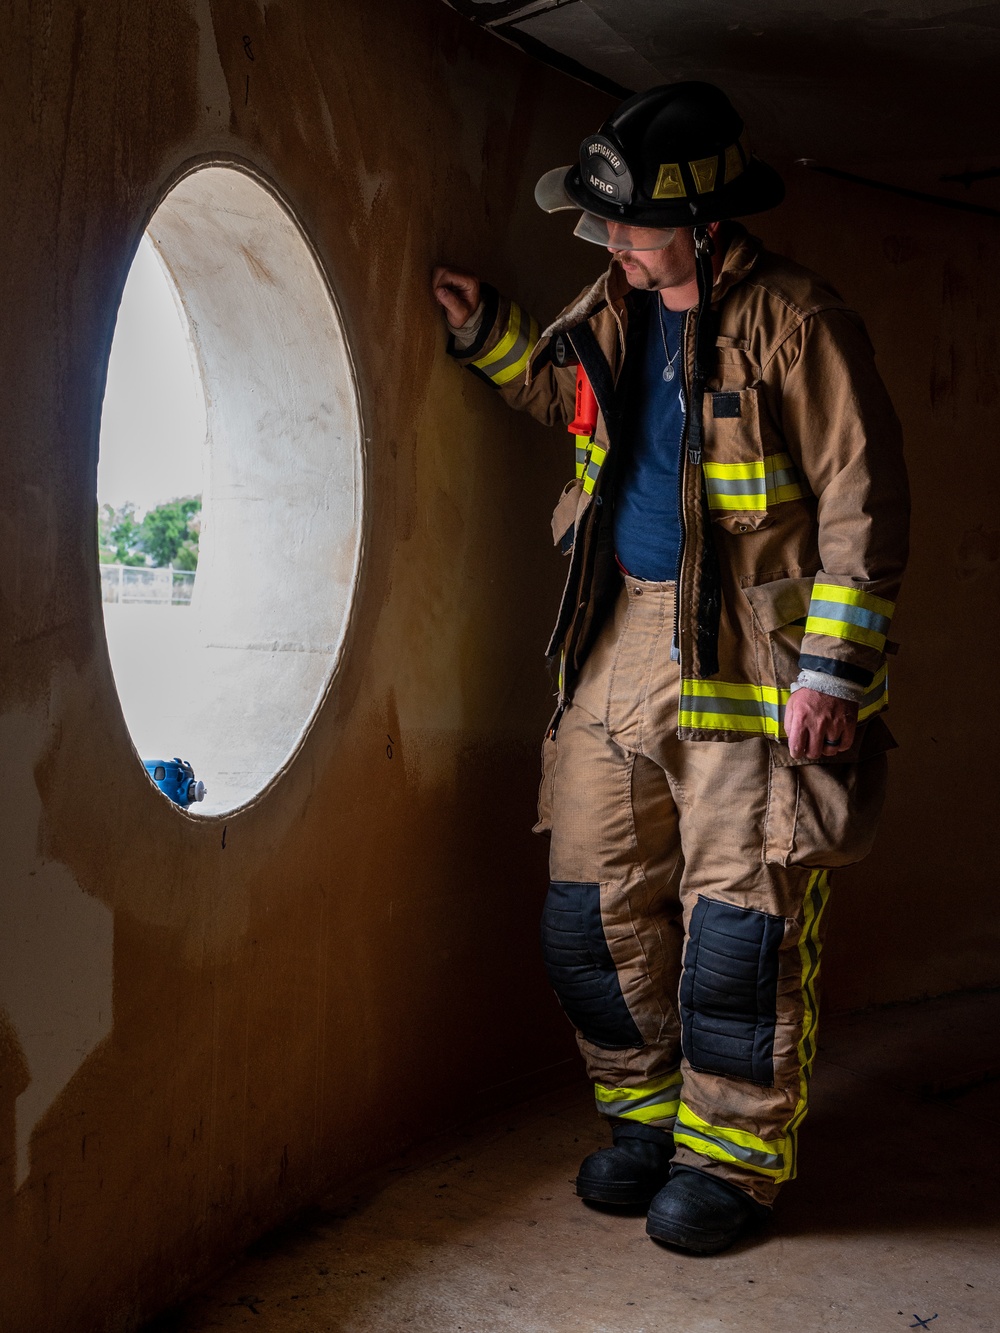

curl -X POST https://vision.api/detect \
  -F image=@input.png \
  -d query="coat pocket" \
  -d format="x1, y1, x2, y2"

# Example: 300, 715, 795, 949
702, 387, 808, 534
742, 574, 815, 694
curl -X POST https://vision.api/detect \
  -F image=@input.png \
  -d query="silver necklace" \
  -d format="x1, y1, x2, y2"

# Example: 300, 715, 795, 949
657, 301, 681, 383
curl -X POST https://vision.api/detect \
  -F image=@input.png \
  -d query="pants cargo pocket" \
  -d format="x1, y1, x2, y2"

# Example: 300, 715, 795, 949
793, 753, 889, 867
764, 751, 888, 868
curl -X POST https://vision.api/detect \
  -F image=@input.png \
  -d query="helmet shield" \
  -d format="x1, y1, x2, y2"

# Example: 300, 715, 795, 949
573, 213, 677, 251
534, 166, 579, 213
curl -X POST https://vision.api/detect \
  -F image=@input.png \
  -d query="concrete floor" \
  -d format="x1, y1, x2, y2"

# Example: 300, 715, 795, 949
147, 991, 1000, 1333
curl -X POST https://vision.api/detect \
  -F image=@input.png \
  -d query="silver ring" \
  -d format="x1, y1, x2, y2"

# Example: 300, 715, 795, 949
823, 736, 840, 746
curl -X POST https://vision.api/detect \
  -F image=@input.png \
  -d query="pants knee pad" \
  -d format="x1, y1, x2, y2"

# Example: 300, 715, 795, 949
540, 880, 643, 1049
680, 896, 785, 1085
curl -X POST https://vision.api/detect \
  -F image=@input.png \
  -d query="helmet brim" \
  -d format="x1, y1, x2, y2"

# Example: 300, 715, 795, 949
550, 158, 784, 227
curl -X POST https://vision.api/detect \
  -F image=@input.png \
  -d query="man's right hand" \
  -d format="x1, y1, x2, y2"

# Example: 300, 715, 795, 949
432, 266, 481, 331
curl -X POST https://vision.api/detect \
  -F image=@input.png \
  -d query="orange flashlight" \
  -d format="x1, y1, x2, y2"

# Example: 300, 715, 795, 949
568, 364, 598, 436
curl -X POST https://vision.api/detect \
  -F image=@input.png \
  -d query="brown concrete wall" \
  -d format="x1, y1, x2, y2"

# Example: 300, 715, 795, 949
0, 2, 996, 1329
0, 4, 604, 1328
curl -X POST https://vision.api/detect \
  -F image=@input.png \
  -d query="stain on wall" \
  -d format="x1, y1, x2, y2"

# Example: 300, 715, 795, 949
0, 2, 604, 1328
0, 1, 996, 1329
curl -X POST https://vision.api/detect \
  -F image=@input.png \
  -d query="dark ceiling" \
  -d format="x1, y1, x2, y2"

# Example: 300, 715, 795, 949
446, 0, 1000, 210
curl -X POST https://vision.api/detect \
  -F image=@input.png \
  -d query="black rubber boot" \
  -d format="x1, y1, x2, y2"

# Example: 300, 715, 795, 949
645, 1165, 772, 1253
575, 1119, 675, 1207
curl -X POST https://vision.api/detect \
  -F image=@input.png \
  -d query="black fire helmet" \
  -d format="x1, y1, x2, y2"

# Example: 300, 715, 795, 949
535, 81, 784, 233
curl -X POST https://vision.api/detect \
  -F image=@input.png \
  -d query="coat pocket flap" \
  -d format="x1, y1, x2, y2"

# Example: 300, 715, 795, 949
551, 479, 584, 550
742, 575, 815, 632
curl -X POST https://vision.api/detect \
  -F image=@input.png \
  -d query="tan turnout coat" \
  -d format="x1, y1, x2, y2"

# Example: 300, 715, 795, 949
450, 224, 909, 762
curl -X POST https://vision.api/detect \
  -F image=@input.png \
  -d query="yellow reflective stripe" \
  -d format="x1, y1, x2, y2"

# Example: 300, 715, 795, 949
702, 452, 796, 481
804, 615, 886, 651
674, 1103, 787, 1178
784, 869, 831, 1180
681, 679, 783, 704
679, 678, 787, 739
619, 1102, 680, 1125
704, 453, 806, 512
595, 1073, 682, 1126
681, 665, 889, 736
806, 583, 894, 652
471, 303, 539, 387
673, 870, 831, 1184
706, 493, 767, 512
492, 314, 539, 386
679, 710, 780, 737
472, 303, 521, 371
858, 663, 888, 720
773, 480, 808, 503
574, 439, 590, 480
594, 1073, 681, 1104
703, 460, 765, 480
581, 443, 607, 496
811, 582, 895, 619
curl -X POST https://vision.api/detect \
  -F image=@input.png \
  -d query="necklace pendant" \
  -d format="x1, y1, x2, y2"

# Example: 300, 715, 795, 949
662, 363, 675, 383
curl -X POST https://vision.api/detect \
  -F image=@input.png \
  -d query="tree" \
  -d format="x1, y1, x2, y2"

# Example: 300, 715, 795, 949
97, 502, 146, 565
137, 496, 202, 569
97, 496, 202, 568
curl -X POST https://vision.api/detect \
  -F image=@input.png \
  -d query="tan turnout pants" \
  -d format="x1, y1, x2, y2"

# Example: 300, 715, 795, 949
536, 576, 887, 1205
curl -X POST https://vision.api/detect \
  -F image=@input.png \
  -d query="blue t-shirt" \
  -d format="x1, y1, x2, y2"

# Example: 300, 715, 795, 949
613, 299, 687, 582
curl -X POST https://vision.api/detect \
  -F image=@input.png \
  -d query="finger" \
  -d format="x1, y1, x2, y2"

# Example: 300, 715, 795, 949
805, 718, 826, 762
820, 721, 849, 755
433, 268, 475, 300
784, 695, 805, 759
435, 287, 470, 325
832, 714, 857, 753
786, 712, 807, 761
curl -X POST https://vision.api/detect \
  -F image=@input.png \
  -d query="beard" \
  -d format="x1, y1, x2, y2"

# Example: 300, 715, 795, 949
618, 254, 659, 289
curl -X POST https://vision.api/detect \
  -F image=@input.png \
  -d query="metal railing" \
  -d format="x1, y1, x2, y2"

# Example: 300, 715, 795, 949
100, 565, 196, 605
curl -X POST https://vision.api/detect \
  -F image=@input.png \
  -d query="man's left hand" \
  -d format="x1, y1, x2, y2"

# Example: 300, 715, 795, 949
784, 688, 858, 762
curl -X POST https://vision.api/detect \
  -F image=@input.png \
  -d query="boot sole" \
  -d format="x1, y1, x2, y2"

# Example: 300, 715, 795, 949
645, 1215, 741, 1254
575, 1176, 662, 1207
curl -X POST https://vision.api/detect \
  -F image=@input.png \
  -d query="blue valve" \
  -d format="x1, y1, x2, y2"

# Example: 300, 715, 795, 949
143, 758, 206, 808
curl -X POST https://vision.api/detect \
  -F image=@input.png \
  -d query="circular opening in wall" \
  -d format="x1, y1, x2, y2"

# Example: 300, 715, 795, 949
98, 164, 364, 816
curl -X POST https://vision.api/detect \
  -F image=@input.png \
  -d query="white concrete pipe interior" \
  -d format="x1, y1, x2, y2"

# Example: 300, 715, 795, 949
99, 164, 364, 815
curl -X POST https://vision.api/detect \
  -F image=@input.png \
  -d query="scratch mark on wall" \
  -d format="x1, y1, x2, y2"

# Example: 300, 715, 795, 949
193, 0, 231, 121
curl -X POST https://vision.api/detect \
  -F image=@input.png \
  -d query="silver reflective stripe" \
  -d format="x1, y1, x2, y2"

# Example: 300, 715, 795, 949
679, 693, 783, 723
768, 465, 801, 490
598, 1080, 682, 1123
706, 476, 765, 497
481, 305, 535, 382
677, 1121, 784, 1172
808, 599, 891, 636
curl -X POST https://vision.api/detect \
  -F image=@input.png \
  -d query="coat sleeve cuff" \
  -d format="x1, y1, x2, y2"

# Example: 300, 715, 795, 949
790, 669, 867, 703
447, 284, 500, 362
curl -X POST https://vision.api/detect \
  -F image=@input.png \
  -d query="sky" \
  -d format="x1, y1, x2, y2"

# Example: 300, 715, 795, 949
97, 235, 206, 516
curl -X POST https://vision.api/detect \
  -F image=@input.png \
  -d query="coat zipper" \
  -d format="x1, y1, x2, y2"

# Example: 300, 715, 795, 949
671, 308, 692, 662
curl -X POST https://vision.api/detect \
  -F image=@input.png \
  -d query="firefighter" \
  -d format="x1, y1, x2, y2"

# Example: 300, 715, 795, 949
432, 82, 908, 1254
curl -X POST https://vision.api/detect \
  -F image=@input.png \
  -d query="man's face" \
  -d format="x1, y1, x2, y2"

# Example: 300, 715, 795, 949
607, 223, 697, 292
